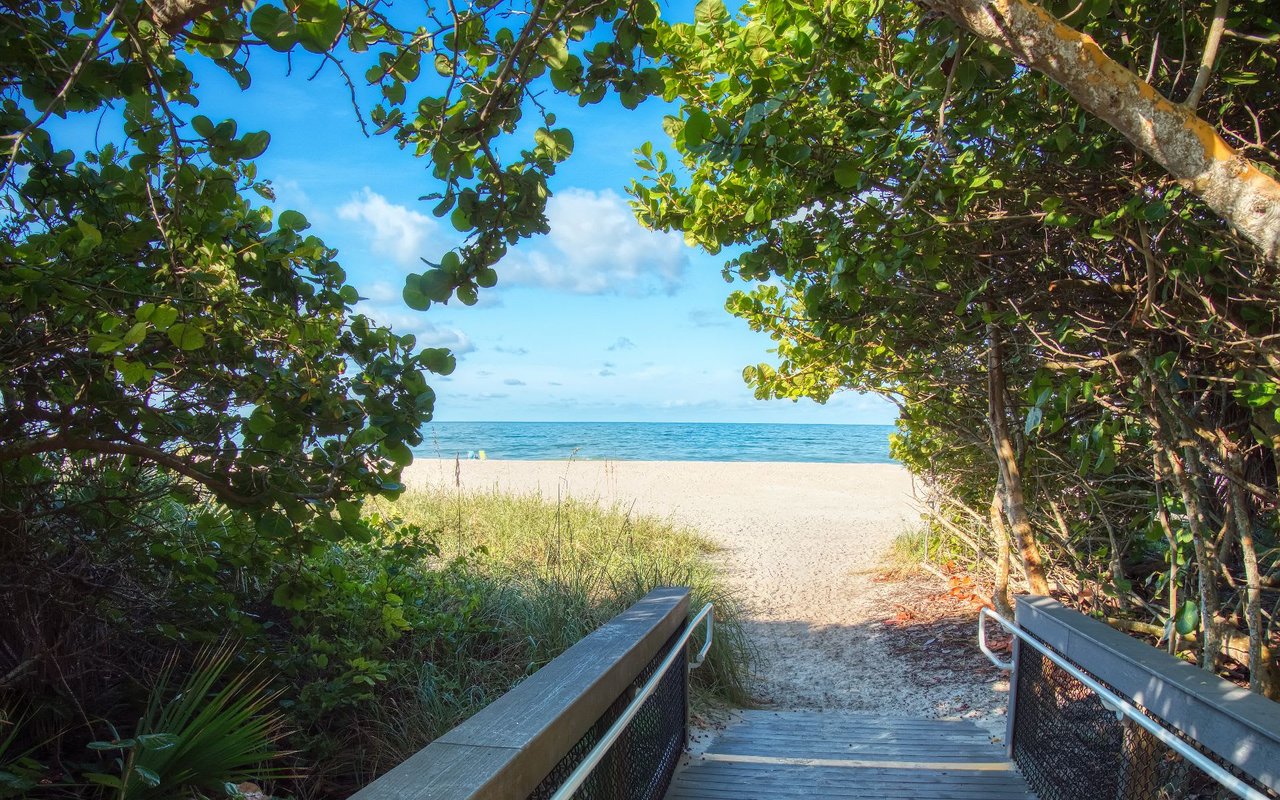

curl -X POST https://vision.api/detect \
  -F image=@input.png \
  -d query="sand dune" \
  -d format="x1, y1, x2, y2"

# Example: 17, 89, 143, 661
401, 459, 1008, 731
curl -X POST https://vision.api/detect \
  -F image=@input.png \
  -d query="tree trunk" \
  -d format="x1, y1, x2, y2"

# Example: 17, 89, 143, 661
1152, 455, 1180, 656
986, 318, 1052, 596
922, 0, 1280, 263
990, 483, 1014, 617
1227, 451, 1279, 699
1161, 442, 1224, 671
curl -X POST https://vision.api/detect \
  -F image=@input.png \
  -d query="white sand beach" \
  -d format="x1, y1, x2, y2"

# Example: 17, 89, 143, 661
402, 459, 1008, 732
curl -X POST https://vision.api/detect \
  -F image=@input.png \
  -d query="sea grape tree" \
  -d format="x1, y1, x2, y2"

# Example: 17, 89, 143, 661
632, 0, 1279, 693
0, 0, 664, 544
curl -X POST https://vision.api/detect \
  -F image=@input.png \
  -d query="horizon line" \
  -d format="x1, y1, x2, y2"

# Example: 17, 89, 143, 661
425, 419, 899, 426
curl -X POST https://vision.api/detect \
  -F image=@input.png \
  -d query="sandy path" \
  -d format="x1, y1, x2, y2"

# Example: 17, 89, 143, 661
402, 459, 1007, 730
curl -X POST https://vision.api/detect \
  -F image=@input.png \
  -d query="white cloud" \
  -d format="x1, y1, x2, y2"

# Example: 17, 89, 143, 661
361, 280, 400, 304
337, 188, 449, 269
607, 336, 636, 351
502, 188, 688, 294
689, 308, 731, 328
356, 302, 474, 355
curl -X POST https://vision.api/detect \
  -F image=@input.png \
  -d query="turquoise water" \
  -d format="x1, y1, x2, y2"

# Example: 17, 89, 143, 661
415, 422, 897, 463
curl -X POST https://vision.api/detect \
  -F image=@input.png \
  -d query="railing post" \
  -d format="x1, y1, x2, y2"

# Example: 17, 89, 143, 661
683, 644, 691, 751
1004, 620, 1021, 760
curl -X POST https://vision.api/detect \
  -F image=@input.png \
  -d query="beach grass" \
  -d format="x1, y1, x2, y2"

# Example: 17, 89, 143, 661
389, 487, 754, 708
882, 525, 933, 577
292, 488, 754, 790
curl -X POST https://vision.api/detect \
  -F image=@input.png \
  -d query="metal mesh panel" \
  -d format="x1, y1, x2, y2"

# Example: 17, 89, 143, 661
528, 630, 687, 800
1010, 637, 1278, 800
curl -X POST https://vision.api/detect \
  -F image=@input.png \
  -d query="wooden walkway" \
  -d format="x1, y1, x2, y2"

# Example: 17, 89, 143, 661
664, 710, 1037, 799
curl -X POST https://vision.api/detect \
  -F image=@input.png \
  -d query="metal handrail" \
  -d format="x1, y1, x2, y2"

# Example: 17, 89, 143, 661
548, 603, 714, 800
978, 607, 1270, 800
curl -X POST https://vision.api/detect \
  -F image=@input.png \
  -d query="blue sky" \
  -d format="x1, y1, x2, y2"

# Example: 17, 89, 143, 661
168, 13, 898, 424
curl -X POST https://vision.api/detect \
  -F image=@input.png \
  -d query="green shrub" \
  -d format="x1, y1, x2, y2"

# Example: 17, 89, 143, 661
2, 467, 751, 799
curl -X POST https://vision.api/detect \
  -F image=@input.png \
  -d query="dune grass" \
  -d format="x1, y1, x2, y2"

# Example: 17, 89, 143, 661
883, 526, 933, 577
279, 486, 756, 793
390, 487, 754, 707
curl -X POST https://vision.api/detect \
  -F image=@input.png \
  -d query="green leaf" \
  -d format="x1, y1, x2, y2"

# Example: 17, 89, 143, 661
133, 765, 161, 787
135, 733, 178, 751
121, 321, 148, 346
118, 360, 151, 386
246, 409, 275, 435
295, 0, 343, 53
684, 109, 711, 147
249, 5, 297, 51
239, 131, 270, 159
1175, 600, 1199, 636
90, 335, 120, 353
552, 128, 574, 158
278, 209, 310, 231
256, 511, 292, 539
476, 267, 498, 288
151, 305, 179, 330
1144, 201, 1170, 221
166, 323, 206, 351
420, 347, 456, 375
534, 128, 574, 162
402, 276, 432, 311
539, 34, 570, 70
75, 218, 102, 254
382, 440, 413, 466
314, 516, 346, 542
694, 0, 727, 24
422, 269, 454, 301
833, 163, 860, 189
190, 115, 216, 138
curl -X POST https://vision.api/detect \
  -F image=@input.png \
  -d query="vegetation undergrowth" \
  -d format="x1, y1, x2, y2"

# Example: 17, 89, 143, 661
1, 467, 750, 800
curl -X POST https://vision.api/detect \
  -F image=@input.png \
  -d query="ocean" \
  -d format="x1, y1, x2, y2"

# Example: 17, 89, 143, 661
414, 421, 897, 463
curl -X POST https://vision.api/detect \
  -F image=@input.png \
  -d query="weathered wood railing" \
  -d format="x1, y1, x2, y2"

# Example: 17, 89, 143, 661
349, 587, 696, 800
984, 596, 1280, 800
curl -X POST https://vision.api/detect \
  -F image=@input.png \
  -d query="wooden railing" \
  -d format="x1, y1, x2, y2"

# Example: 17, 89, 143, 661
1001, 596, 1280, 799
349, 587, 691, 800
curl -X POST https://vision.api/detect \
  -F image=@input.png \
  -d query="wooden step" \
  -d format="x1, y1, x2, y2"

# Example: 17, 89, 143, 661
665, 711, 1037, 800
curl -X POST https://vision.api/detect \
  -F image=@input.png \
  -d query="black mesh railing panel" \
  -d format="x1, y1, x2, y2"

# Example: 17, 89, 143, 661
1011, 638, 1278, 800
527, 630, 687, 800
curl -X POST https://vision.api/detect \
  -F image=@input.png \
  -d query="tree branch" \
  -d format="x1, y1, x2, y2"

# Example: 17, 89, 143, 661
0, 434, 269, 507
922, 0, 1280, 263
1182, 0, 1228, 110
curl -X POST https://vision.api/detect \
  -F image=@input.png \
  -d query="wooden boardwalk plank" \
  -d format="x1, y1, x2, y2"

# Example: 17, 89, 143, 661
664, 711, 1037, 800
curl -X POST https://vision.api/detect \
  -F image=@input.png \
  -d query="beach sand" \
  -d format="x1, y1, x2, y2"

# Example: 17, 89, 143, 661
402, 458, 1008, 733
